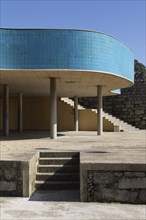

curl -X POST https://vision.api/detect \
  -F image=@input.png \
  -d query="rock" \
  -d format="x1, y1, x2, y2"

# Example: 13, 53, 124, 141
135, 110, 144, 115
94, 188, 138, 203
93, 172, 116, 184
124, 172, 145, 178
139, 190, 146, 203
118, 178, 146, 189
0, 181, 16, 191
5, 168, 17, 180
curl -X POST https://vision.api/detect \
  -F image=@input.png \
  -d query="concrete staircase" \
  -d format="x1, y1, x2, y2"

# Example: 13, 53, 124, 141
35, 152, 80, 190
61, 97, 138, 132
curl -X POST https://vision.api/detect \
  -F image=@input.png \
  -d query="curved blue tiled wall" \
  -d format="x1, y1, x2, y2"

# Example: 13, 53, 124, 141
0, 29, 134, 81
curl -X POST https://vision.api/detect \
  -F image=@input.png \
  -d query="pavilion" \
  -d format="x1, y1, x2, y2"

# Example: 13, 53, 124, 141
0, 29, 134, 139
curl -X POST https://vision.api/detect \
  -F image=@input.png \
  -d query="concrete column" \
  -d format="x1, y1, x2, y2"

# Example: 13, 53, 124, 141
3, 85, 9, 136
97, 85, 103, 135
50, 78, 57, 139
18, 93, 23, 132
74, 96, 79, 131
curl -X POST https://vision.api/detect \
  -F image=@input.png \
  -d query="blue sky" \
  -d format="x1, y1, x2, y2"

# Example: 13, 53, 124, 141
0, 0, 145, 65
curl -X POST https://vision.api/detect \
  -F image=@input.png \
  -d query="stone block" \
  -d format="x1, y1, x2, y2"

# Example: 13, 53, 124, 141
93, 172, 116, 184
135, 118, 141, 122
126, 105, 133, 108
5, 168, 17, 180
0, 181, 16, 191
139, 190, 146, 203
125, 101, 132, 104
135, 101, 143, 104
135, 110, 144, 115
113, 172, 123, 177
0, 169, 3, 180
94, 188, 138, 203
118, 178, 146, 189
124, 172, 145, 178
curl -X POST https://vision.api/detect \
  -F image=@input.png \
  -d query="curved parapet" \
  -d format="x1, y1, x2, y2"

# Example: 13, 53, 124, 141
0, 29, 134, 97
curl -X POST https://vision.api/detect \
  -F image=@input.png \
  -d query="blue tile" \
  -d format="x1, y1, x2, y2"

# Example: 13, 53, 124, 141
0, 29, 134, 81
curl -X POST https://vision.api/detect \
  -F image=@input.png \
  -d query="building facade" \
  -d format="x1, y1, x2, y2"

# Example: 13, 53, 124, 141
0, 29, 134, 138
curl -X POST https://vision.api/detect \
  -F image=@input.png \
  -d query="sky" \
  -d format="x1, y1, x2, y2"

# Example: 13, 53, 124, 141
0, 0, 145, 65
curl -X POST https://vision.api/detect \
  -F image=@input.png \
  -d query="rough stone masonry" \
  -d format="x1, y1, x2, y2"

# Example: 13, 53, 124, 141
87, 171, 146, 204
79, 60, 146, 129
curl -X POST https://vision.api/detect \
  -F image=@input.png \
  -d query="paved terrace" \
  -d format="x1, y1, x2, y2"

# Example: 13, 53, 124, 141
1, 131, 146, 220
0, 131, 146, 164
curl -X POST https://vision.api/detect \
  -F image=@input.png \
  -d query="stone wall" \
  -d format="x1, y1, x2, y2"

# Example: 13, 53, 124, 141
0, 153, 39, 197
80, 161, 146, 204
0, 161, 23, 196
87, 171, 146, 204
79, 60, 146, 129
103, 60, 146, 129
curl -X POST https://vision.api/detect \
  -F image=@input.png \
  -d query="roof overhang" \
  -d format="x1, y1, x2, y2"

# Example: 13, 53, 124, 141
0, 69, 133, 97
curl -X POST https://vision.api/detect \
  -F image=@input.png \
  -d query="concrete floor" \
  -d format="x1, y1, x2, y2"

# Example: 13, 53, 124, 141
1, 195, 146, 220
0, 130, 146, 219
1, 130, 146, 164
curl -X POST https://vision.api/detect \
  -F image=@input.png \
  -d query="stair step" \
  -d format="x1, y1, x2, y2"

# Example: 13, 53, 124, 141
39, 157, 79, 165
62, 98, 138, 131
38, 165, 79, 173
40, 152, 79, 158
35, 151, 80, 191
35, 181, 79, 190
36, 172, 79, 181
